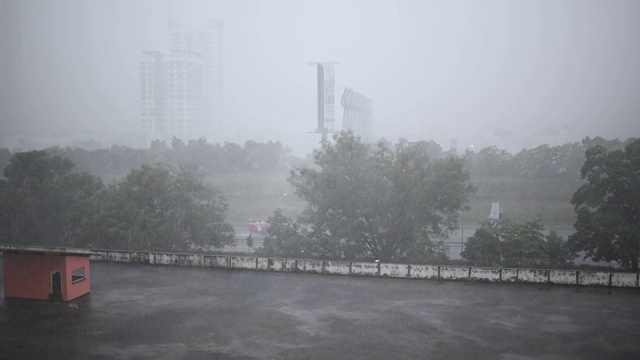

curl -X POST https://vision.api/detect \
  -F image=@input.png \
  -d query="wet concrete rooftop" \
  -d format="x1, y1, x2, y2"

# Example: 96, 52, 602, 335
1, 260, 640, 359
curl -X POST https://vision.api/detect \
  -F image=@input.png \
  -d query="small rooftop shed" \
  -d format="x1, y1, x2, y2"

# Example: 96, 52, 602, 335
1, 245, 97, 301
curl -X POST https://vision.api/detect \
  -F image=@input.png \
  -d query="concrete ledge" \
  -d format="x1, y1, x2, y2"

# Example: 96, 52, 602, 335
325, 261, 350, 275
611, 273, 639, 288
297, 259, 324, 274
351, 262, 379, 276
501, 268, 519, 282
518, 269, 549, 284
230, 256, 257, 270
408, 265, 438, 279
204, 255, 228, 268
440, 266, 470, 281
380, 263, 408, 278
578, 271, 609, 286
549, 270, 577, 285
470, 267, 501, 282
85, 249, 639, 288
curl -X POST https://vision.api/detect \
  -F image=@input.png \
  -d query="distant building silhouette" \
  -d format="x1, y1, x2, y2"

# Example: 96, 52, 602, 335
140, 19, 224, 142
0, 0, 23, 141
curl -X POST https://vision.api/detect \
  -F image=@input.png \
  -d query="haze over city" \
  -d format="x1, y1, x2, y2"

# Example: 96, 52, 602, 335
1, 0, 639, 155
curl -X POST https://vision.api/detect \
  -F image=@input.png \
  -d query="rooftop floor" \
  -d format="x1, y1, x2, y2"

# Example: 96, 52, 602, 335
1, 260, 639, 359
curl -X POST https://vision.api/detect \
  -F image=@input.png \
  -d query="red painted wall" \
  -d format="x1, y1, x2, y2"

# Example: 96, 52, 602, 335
64, 256, 91, 301
2, 253, 91, 301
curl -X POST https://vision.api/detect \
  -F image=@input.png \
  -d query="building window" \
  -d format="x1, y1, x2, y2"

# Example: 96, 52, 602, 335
72, 267, 86, 283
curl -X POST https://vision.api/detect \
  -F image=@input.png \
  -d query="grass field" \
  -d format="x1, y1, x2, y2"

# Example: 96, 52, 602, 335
206, 172, 583, 228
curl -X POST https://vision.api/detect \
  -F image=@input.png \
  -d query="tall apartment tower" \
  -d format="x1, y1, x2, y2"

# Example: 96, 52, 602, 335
0, 0, 22, 136
141, 19, 223, 143
163, 50, 204, 140
167, 19, 224, 141
140, 51, 165, 139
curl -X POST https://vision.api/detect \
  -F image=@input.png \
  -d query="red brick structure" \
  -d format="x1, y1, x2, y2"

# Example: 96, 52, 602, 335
1, 245, 96, 301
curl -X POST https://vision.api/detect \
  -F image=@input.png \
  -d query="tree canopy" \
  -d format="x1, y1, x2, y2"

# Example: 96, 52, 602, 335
0, 151, 104, 246
568, 138, 640, 271
461, 219, 572, 268
262, 132, 474, 263
0, 151, 235, 252
78, 164, 235, 252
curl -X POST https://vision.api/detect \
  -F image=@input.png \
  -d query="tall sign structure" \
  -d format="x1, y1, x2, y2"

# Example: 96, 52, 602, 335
308, 61, 337, 145
341, 87, 373, 142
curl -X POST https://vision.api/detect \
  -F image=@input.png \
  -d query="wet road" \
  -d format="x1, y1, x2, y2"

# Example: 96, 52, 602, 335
1, 260, 639, 359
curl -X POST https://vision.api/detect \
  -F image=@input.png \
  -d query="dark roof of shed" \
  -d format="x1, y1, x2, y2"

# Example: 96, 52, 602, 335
0, 245, 98, 257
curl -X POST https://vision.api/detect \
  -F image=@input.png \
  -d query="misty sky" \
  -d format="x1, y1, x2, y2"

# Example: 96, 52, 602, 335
11, 0, 640, 154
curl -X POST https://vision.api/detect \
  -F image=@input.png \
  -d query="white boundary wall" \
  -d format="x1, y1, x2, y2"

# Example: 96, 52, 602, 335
85, 250, 640, 288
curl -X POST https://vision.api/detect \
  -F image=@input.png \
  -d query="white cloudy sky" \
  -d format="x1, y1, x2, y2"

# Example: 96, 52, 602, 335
12, 0, 640, 154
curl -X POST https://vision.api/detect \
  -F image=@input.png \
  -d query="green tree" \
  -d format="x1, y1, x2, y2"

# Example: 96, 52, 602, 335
259, 209, 312, 259
462, 219, 570, 268
79, 164, 234, 252
0, 151, 103, 246
278, 132, 474, 263
461, 225, 502, 267
568, 139, 640, 271
546, 230, 572, 269
500, 220, 548, 268
0, 148, 12, 178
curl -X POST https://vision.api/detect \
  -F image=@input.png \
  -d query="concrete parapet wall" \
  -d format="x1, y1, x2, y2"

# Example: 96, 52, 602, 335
204, 255, 228, 268
578, 271, 609, 286
501, 269, 519, 283
230, 256, 257, 270
518, 269, 549, 284
297, 259, 324, 274
85, 249, 639, 288
470, 268, 501, 282
549, 270, 577, 285
325, 261, 351, 275
380, 263, 408, 278
611, 273, 638, 288
440, 266, 471, 281
351, 262, 379, 276
409, 265, 439, 279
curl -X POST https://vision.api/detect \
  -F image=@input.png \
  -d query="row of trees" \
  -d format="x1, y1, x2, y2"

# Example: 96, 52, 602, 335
462, 138, 640, 270
259, 133, 475, 264
464, 136, 637, 179
461, 220, 571, 268
0, 137, 293, 182
0, 151, 234, 252
261, 134, 640, 270
2, 136, 633, 183
1, 133, 638, 270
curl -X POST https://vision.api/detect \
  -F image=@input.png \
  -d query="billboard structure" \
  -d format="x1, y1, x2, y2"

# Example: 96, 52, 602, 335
341, 87, 373, 142
308, 61, 338, 145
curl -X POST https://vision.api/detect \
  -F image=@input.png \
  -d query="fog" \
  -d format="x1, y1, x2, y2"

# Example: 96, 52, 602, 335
2, 0, 639, 155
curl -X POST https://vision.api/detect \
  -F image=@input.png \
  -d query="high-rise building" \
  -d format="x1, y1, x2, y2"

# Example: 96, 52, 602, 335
140, 51, 165, 139
0, 0, 22, 137
167, 19, 224, 140
163, 50, 204, 140
141, 19, 223, 142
